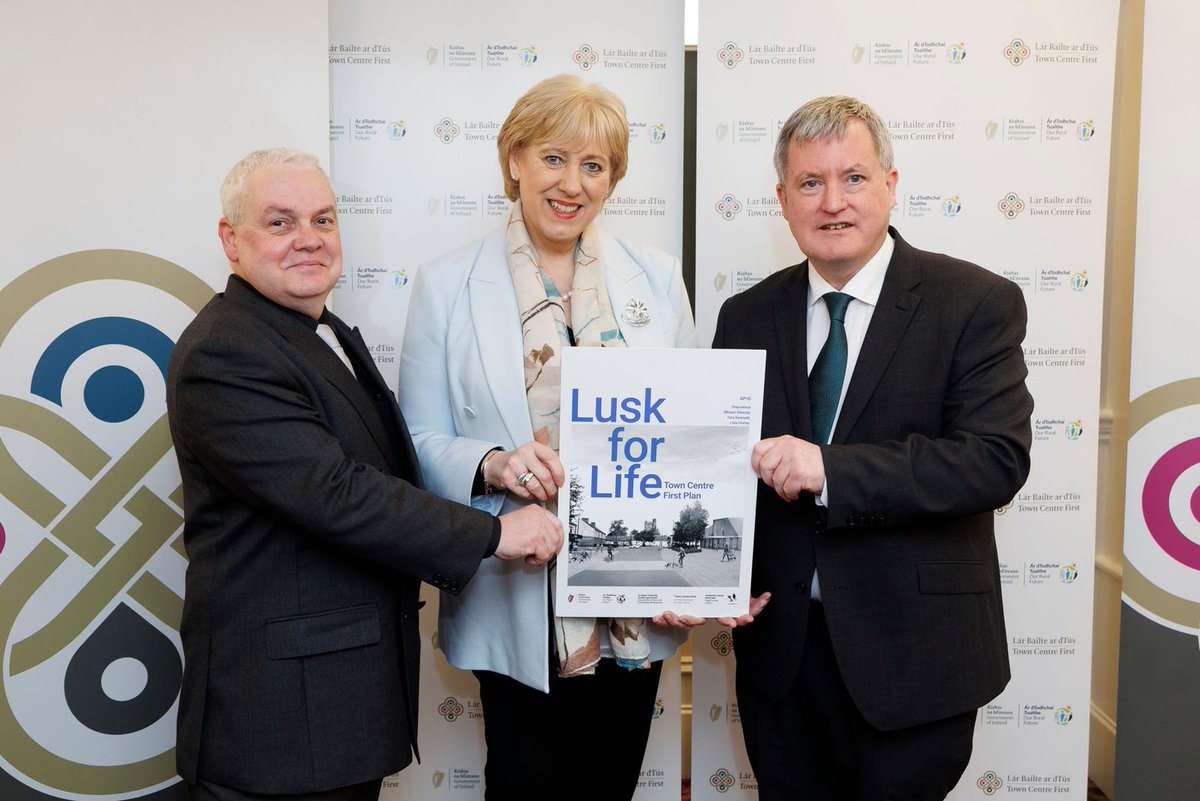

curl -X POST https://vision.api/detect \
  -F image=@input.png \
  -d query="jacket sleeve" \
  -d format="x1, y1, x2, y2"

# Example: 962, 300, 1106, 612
397, 260, 506, 515
171, 330, 496, 590
664, 254, 700, 348
821, 278, 1034, 527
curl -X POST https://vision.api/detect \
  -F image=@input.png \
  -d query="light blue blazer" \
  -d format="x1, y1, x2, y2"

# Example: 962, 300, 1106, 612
398, 226, 698, 692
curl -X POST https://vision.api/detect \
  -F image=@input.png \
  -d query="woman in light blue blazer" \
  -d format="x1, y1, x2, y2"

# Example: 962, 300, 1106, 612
399, 75, 697, 801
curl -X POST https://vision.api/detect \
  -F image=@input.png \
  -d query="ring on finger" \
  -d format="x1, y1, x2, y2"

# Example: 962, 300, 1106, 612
516, 470, 535, 487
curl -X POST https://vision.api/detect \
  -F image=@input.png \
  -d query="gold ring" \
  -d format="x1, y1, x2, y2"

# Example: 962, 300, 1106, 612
516, 471, 535, 487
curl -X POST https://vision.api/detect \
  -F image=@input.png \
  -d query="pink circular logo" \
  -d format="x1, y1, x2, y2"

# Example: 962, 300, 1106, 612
1142, 437, 1200, 570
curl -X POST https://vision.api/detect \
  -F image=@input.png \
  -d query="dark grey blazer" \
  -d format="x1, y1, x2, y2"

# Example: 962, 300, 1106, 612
713, 228, 1033, 732
167, 276, 497, 793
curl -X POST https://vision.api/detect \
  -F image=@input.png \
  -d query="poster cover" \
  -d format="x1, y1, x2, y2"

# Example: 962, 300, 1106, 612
555, 348, 764, 618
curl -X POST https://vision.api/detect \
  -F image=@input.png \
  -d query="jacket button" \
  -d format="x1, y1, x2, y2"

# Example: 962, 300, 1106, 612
794, 581, 808, 594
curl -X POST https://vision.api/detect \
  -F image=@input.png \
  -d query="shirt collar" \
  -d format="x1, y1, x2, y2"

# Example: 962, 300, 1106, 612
228, 273, 327, 332
807, 232, 894, 309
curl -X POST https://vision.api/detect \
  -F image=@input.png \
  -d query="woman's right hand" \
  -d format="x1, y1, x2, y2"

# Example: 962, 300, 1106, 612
484, 437, 565, 503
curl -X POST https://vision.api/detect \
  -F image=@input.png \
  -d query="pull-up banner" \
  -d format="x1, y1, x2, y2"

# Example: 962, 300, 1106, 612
691, 2, 1118, 798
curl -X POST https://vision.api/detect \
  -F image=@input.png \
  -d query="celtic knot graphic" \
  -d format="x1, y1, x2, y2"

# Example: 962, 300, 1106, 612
710, 768, 736, 793
1004, 38, 1031, 66
977, 771, 1003, 795
433, 117, 461, 144
715, 194, 743, 221
437, 696, 465, 722
0, 249, 211, 796
574, 44, 599, 70
717, 41, 744, 69
710, 629, 734, 656
997, 192, 1025, 220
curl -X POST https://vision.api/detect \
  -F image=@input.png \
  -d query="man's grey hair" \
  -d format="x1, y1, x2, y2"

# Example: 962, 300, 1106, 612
773, 96, 894, 183
220, 148, 325, 224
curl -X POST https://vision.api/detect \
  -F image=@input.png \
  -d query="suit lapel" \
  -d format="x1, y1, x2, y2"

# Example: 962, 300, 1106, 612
338, 321, 421, 480
286, 316, 405, 473
832, 231, 922, 443
469, 231, 534, 446
222, 277, 413, 476
603, 233, 665, 348
773, 266, 814, 440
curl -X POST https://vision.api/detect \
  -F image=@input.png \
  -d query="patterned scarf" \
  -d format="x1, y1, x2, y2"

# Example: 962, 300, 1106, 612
505, 200, 651, 677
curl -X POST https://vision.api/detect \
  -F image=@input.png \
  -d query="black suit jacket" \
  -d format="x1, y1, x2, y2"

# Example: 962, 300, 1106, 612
713, 229, 1033, 731
167, 276, 497, 793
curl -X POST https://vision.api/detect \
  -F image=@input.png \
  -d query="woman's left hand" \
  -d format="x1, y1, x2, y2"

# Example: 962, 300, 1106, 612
484, 436, 564, 503
651, 610, 707, 631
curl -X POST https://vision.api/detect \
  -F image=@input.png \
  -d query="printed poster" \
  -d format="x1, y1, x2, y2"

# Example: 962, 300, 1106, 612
555, 348, 764, 618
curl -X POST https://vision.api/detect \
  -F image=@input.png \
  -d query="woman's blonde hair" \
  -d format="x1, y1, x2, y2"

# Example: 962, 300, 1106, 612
497, 74, 629, 201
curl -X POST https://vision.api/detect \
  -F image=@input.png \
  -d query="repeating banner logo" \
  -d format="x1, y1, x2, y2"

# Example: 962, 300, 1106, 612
715, 194, 743, 221
433, 117, 461, 144
717, 41, 744, 68
1056, 705, 1074, 725
998, 192, 1026, 219
977, 770, 1004, 795
437, 696, 465, 722
948, 42, 967, 63
709, 629, 734, 656
1078, 119, 1096, 141
709, 768, 736, 793
0, 250, 211, 799
649, 123, 667, 144
1004, 37, 1031, 66
521, 46, 538, 66
388, 120, 406, 140
942, 196, 963, 217
573, 44, 599, 70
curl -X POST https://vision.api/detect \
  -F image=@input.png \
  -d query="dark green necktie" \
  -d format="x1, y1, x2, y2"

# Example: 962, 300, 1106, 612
809, 292, 852, 445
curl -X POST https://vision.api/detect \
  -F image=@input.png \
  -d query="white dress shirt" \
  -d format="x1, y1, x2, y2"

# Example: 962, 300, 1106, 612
807, 233, 893, 599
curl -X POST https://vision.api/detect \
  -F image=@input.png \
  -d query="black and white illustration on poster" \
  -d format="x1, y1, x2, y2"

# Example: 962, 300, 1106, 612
555, 348, 764, 618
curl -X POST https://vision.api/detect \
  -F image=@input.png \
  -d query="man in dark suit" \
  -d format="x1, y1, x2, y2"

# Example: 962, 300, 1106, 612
714, 97, 1033, 799
167, 149, 562, 801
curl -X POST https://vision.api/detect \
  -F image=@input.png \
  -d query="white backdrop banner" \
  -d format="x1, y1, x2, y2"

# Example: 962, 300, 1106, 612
0, 2, 329, 800
692, 2, 1117, 798
1114, 1, 1200, 797
329, 0, 684, 393
328, 2, 685, 798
